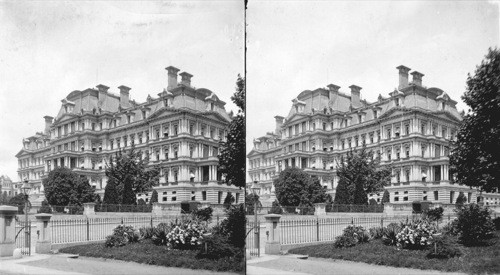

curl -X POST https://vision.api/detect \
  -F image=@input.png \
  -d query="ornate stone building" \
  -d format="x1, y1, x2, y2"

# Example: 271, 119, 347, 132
16, 66, 243, 204
248, 65, 499, 206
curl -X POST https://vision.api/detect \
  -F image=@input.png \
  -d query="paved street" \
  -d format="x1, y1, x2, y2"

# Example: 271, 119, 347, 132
247, 254, 466, 275
0, 253, 240, 275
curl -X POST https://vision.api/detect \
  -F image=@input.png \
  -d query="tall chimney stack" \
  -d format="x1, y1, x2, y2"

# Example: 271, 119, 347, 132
118, 85, 131, 108
165, 66, 180, 91
96, 84, 109, 104
396, 65, 411, 89
349, 85, 362, 108
274, 116, 284, 136
44, 116, 54, 135
410, 71, 424, 86
179, 72, 193, 87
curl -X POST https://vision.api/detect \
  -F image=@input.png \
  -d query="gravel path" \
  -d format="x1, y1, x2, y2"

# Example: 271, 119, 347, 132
4, 254, 239, 275
247, 255, 466, 275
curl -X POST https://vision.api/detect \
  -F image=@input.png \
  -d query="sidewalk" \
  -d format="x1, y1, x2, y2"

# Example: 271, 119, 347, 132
0, 253, 239, 275
247, 254, 466, 275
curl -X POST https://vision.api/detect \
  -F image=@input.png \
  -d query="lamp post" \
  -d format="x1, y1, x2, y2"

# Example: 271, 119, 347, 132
251, 181, 260, 254
21, 179, 32, 249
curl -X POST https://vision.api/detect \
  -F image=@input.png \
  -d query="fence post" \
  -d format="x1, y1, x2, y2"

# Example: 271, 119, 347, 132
0, 206, 17, 257
381, 217, 384, 228
121, 217, 124, 225
150, 216, 153, 228
264, 214, 281, 255
316, 217, 319, 242
351, 217, 354, 225
86, 218, 90, 241
34, 213, 52, 254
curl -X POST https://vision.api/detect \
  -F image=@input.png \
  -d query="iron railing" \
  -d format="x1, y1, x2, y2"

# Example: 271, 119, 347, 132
245, 220, 261, 257
279, 215, 417, 245
15, 220, 31, 255
50, 216, 175, 244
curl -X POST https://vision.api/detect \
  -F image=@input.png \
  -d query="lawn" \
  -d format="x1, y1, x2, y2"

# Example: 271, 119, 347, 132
59, 239, 245, 273
288, 231, 500, 274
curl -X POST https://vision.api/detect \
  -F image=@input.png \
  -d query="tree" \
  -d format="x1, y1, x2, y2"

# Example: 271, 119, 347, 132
223, 192, 235, 209
218, 75, 245, 188
150, 190, 158, 205
382, 189, 390, 205
450, 48, 500, 193
105, 147, 160, 204
274, 167, 332, 210
245, 193, 261, 215
8, 193, 27, 214
456, 192, 467, 206
369, 198, 378, 205
335, 148, 391, 205
38, 200, 52, 214
43, 167, 95, 207
268, 200, 283, 214
103, 177, 120, 205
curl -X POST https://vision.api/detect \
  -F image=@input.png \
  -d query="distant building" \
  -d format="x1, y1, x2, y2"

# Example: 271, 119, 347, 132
16, 66, 243, 204
0, 175, 16, 196
248, 65, 499, 206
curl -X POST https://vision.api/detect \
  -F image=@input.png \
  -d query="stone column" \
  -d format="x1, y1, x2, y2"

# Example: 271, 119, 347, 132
314, 203, 326, 216
383, 203, 394, 216
0, 206, 18, 257
264, 214, 281, 255
35, 214, 52, 254
83, 203, 96, 216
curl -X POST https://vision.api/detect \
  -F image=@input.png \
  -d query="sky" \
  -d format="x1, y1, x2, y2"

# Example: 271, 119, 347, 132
246, 1, 500, 173
0, 0, 244, 181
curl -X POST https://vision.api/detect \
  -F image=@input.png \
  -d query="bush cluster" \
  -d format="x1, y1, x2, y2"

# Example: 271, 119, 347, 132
268, 200, 283, 214
105, 225, 140, 247
192, 207, 213, 222
455, 204, 495, 246
426, 234, 462, 259
382, 223, 401, 246
334, 225, 370, 248
166, 219, 208, 250
424, 207, 444, 222
396, 218, 437, 250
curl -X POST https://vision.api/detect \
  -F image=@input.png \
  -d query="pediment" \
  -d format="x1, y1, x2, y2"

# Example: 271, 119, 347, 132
283, 113, 307, 125
147, 107, 180, 120
15, 149, 30, 158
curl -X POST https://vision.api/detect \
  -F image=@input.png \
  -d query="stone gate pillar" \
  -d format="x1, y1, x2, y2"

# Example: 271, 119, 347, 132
35, 213, 52, 254
83, 203, 96, 216
264, 214, 281, 255
314, 203, 326, 216
0, 206, 18, 257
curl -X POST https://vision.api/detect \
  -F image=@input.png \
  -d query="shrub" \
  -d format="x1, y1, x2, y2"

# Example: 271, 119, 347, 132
426, 234, 462, 259
396, 218, 437, 250
425, 207, 444, 222
442, 219, 460, 236
268, 200, 283, 214
37, 200, 52, 214
139, 227, 155, 240
198, 233, 239, 259
218, 204, 246, 249
152, 223, 171, 246
493, 217, 500, 230
165, 218, 208, 250
369, 227, 384, 239
456, 204, 495, 246
192, 207, 213, 222
334, 225, 370, 248
382, 223, 401, 246
105, 225, 139, 247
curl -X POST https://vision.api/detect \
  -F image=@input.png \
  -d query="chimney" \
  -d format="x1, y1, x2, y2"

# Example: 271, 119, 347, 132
349, 85, 362, 107
274, 115, 284, 135
118, 85, 131, 108
165, 66, 180, 90
179, 72, 193, 87
396, 65, 411, 89
43, 116, 53, 135
96, 84, 109, 102
410, 71, 424, 86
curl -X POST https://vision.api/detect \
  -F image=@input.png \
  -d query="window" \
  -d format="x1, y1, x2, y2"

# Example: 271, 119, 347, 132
432, 125, 437, 136
202, 191, 207, 201
405, 170, 410, 182
421, 123, 426, 134
173, 125, 178, 136
374, 110, 378, 119
395, 127, 400, 137
405, 124, 410, 135
395, 98, 400, 106
164, 126, 169, 138
172, 191, 177, 201
377, 130, 381, 142
127, 115, 131, 124
421, 144, 426, 158
358, 114, 363, 123
142, 110, 147, 119
173, 170, 178, 182
387, 128, 391, 139
369, 133, 374, 144
396, 170, 400, 183
218, 191, 223, 204
396, 149, 400, 160
191, 191, 196, 201
155, 129, 160, 140
323, 122, 326, 130
435, 144, 441, 158
189, 124, 194, 135
450, 191, 455, 204
442, 102, 445, 110
341, 140, 345, 150
433, 165, 441, 181
405, 147, 410, 158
